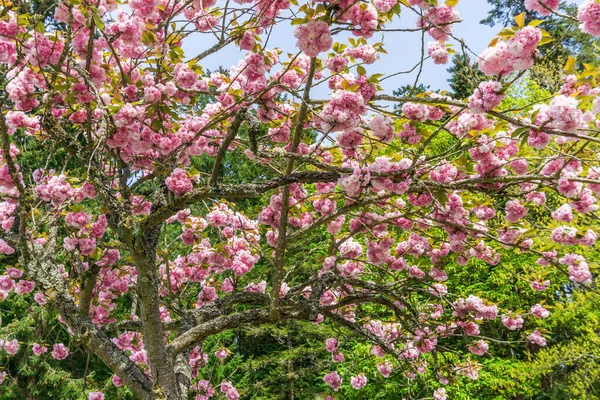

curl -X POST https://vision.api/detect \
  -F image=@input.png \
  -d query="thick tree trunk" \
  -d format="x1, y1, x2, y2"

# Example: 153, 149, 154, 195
133, 229, 181, 400
23, 246, 154, 399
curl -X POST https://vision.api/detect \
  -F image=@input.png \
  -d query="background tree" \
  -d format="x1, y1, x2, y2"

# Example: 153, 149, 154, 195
0, 1, 600, 400
446, 54, 486, 99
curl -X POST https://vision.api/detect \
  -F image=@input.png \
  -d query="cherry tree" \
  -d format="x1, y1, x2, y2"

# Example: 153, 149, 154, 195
0, 0, 599, 399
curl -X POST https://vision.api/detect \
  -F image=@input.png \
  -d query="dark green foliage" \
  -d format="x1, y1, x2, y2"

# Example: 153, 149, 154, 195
232, 322, 331, 399
446, 54, 486, 100
392, 84, 430, 97
0, 291, 128, 399
480, 0, 535, 27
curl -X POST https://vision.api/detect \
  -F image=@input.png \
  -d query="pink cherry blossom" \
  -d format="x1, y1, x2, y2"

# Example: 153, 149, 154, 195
501, 314, 524, 331
430, 162, 458, 184
345, 45, 379, 64
325, 338, 338, 353
319, 90, 367, 133
505, 199, 528, 222
14, 280, 34, 294
32, 343, 48, 355
530, 303, 550, 318
220, 381, 240, 400
368, 114, 394, 143
468, 81, 505, 113
578, 0, 600, 37
427, 41, 448, 65
239, 30, 256, 50
294, 20, 333, 57
350, 373, 367, 389
174, 63, 198, 89
112, 375, 123, 387
552, 204, 573, 222
0, 275, 14, 292
325, 55, 349, 72
3, 339, 19, 355
166, 168, 194, 196
527, 329, 547, 346
89, 392, 105, 400
524, 0, 559, 16
1, 3, 599, 399
215, 348, 228, 359
324, 371, 343, 391
478, 27, 541, 77
434, 388, 448, 400
0, 239, 15, 255
244, 281, 267, 293
418, 5, 459, 42
408, 0, 427, 7
374, 0, 396, 12
377, 361, 393, 378
468, 340, 489, 356
51, 343, 69, 360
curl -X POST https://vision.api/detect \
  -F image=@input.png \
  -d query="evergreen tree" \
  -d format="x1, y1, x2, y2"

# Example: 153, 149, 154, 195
446, 54, 485, 100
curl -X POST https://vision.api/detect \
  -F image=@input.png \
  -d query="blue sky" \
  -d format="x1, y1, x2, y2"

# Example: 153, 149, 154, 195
185, 1, 499, 96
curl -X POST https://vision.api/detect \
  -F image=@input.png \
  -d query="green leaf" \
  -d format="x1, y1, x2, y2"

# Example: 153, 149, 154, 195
531, 107, 541, 124
368, 73, 384, 83
511, 127, 529, 138
92, 12, 105, 30
498, 27, 516, 38
151, 119, 163, 131
17, 14, 30, 26
291, 18, 307, 25
434, 190, 449, 207
35, 20, 45, 33
514, 12, 525, 28
564, 56, 576, 75
528, 19, 544, 27
142, 30, 157, 46
583, 63, 596, 71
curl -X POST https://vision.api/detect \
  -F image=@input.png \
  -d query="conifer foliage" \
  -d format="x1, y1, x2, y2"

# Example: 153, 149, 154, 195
0, 0, 600, 399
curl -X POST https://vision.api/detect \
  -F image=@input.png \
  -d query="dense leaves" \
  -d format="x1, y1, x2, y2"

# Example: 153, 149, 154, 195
0, 0, 599, 399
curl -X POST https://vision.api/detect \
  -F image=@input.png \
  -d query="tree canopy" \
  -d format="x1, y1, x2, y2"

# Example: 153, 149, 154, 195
0, 0, 600, 399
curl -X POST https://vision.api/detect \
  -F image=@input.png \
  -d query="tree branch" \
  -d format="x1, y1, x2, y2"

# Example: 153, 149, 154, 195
140, 170, 341, 231
23, 245, 153, 399
271, 57, 318, 321
209, 107, 247, 187
169, 308, 271, 355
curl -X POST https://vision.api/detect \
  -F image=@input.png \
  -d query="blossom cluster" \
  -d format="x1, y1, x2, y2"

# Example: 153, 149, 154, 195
524, 0, 559, 16
478, 27, 542, 77
1, 0, 600, 398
